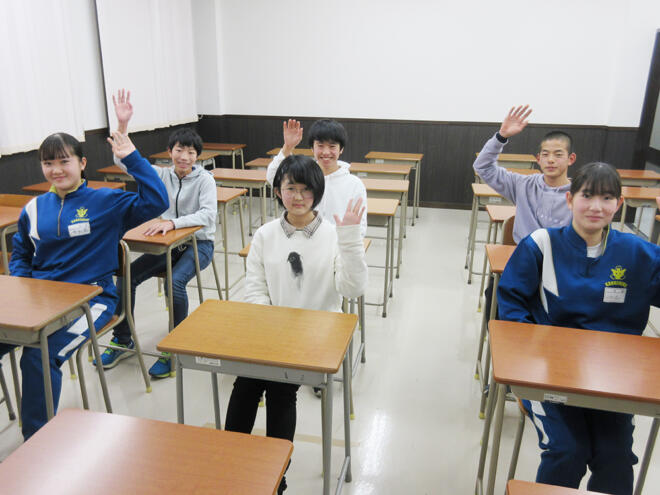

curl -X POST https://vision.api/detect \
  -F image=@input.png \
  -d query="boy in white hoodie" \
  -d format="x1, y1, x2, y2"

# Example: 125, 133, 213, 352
267, 119, 367, 237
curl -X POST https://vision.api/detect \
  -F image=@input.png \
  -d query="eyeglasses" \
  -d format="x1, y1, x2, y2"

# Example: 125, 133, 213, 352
282, 186, 314, 199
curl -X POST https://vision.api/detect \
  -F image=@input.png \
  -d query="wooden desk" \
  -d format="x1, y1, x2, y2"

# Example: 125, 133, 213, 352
365, 151, 423, 225
245, 157, 271, 168
618, 169, 660, 187
266, 147, 314, 157
476, 321, 660, 495
150, 150, 223, 169
123, 220, 203, 333
22, 181, 126, 194
0, 275, 109, 419
466, 184, 509, 284
620, 186, 660, 233
362, 178, 408, 277
475, 152, 537, 170
212, 169, 269, 236
477, 205, 516, 310
507, 480, 602, 495
475, 167, 540, 184
157, 300, 357, 495
350, 162, 412, 180
475, 244, 516, 417
0, 206, 22, 275
216, 187, 247, 300
203, 142, 247, 169
0, 408, 292, 494
366, 198, 398, 317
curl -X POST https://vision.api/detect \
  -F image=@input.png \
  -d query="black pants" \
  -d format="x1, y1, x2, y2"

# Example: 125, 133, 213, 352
484, 275, 499, 320
225, 376, 300, 493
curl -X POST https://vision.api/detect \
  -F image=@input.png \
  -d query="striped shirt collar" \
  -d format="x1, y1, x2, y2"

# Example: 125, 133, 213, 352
280, 211, 322, 238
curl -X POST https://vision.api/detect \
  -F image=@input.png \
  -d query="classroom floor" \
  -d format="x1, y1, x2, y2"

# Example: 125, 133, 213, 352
0, 203, 658, 494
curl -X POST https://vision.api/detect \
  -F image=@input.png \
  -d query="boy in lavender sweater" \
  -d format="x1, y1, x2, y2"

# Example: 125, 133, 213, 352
473, 105, 576, 244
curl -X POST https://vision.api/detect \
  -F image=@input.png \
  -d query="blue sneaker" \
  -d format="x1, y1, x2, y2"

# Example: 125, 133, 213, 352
96, 337, 134, 369
149, 352, 172, 378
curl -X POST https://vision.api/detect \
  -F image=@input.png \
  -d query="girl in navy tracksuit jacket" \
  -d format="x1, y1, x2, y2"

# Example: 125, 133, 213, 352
497, 162, 660, 495
4, 131, 168, 440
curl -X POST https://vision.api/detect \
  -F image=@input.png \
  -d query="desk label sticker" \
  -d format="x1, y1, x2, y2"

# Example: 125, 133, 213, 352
196, 356, 221, 367
543, 393, 567, 404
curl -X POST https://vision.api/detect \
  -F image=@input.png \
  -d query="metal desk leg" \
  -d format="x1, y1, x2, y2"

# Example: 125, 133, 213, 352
414, 160, 421, 221
477, 221, 495, 311
475, 371, 499, 495
191, 236, 204, 303
260, 185, 267, 226
39, 330, 55, 420
634, 417, 659, 495
396, 195, 405, 279
479, 273, 499, 418
620, 201, 628, 231
382, 217, 392, 317
211, 372, 222, 429
221, 202, 230, 300
465, 195, 478, 271
322, 373, 334, 495
342, 352, 353, 484
389, 216, 395, 298
166, 249, 174, 332
9, 350, 21, 421
85, 303, 112, 413
176, 358, 184, 423
239, 149, 245, 169
359, 295, 366, 363
485, 383, 506, 495
248, 187, 254, 236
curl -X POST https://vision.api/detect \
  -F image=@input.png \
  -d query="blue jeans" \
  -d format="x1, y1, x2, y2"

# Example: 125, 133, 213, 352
0, 287, 117, 440
113, 239, 214, 343
523, 400, 637, 495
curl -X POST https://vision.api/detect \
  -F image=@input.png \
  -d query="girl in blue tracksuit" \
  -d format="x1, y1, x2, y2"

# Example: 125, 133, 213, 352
497, 162, 660, 495
4, 131, 168, 440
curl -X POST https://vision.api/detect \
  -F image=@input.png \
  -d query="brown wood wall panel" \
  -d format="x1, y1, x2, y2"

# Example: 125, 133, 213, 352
1, 116, 637, 208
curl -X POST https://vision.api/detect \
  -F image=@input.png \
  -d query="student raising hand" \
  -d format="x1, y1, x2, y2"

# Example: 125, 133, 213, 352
499, 104, 533, 139
112, 89, 133, 134
334, 197, 365, 226
282, 119, 303, 155
107, 131, 136, 159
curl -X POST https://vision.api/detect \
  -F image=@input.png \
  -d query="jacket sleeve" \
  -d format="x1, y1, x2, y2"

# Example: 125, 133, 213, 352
334, 224, 368, 299
266, 150, 285, 186
496, 235, 543, 324
244, 229, 271, 305
171, 173, 217, 230
117, 150, 170, 231
8, 207, 34, 278
473, 134, 526, 204
651, 244, 660, 308
356, 180, 368, 238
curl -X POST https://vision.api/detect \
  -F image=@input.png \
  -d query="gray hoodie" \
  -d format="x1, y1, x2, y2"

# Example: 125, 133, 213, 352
473, 134, 572, 243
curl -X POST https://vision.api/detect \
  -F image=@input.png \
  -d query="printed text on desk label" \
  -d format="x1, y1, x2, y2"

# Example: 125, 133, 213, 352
543, 393, 567, 404
195, 356, 222, 367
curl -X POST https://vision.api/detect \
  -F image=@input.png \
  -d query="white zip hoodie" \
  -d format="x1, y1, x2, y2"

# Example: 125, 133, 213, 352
267, 151, 367, 237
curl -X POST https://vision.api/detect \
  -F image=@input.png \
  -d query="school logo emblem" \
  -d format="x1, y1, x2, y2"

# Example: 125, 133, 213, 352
71, 206, 90, 224
610, 266, 626, 281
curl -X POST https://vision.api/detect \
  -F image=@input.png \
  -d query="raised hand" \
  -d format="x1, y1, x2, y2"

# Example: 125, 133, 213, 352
112, 89, 133, 134
499, 105, 532, 139
334, 198, 365, 227
282, 119, 303, 155
143, 220, 175, 236
107, 131, 136, 159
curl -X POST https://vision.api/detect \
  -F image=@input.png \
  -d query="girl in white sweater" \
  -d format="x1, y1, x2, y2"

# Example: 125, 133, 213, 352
225, 154, 367, 494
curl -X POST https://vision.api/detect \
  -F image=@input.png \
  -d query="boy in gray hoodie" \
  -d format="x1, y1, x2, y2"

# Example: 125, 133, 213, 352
101, 90, 217, 377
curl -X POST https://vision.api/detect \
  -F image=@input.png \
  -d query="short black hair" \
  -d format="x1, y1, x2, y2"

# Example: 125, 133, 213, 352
39, 132, 87, 179
307, 119, 347, 149
273, 155, 325, 209
168, 127, 202, 155
539, 131, 573, 154
570, 162, 621, 198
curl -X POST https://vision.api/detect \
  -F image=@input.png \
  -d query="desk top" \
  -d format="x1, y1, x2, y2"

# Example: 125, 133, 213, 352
97, 165, 127, 175
266, 147, 314, 156
23, 181, 126, 193
123, 219, 202, 247
217, 186, 247, 203
621, 186, 660, 200
485, 244, 516, 273
0, 275, 102, 332
0, 194, 33, 208
475, 152, 536, 163
349, 162, 413, 175
158, 300, 357, 374
365, 151, 423, 161
485, 205, 516, 223
0, 206, 22, 229
361, 178, 409, 193
245, 158, 272, 168
472, 183, 502, 198
507, 480, 600, 495
202, 142, 246, 151
366, 197, 399, 216
150, 150, 222, 161
490, 320, 660, 405
617, 169, 660, 180
212, 168, 268, 183
0, 409, 292, 495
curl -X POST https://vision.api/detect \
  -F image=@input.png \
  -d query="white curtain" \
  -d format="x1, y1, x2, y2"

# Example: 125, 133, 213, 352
95, 0, 198, 133
0, 1, 86, 156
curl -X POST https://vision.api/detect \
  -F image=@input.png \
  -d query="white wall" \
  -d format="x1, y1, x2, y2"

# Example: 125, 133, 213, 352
215, 0, 660, 126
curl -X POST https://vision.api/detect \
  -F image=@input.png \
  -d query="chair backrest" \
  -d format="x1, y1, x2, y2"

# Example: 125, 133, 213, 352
0, 194, 33, 208
502, 215, 516, 246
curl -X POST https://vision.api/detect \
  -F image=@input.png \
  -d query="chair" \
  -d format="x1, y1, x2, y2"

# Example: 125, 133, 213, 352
75, 240, 151, 410
502, 214, 516, 247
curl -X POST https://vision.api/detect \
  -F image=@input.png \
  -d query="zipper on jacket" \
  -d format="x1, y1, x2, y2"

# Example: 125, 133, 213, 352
57, 197, 64, 237
175, 175, 184, 217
